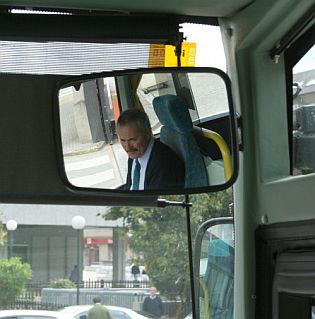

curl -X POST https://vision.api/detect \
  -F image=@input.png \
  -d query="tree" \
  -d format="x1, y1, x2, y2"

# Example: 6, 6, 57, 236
103, 190, 232, 297
0, 223, 7, 250
0, 214, 8, 250
0, 257, 32, 308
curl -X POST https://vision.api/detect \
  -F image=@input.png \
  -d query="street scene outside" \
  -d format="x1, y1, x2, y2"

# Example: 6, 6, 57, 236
292, 44, 315, 175
0, 189, 232, 318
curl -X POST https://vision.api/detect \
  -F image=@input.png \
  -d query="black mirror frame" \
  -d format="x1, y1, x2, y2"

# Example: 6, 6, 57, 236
193, 216, 234, 319
54, 66, 239, 196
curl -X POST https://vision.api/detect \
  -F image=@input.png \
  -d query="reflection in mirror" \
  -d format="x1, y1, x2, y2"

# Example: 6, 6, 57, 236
199, 222, 234, 319
58, 69, 234, 192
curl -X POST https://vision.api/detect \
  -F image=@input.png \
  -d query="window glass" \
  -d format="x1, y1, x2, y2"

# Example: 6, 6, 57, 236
0, 26, 225, 76
110, 311, 129, 319
292, 44, 315, 175
188, 73, 229, 121
0, 189, 233, 314
0, 22, 232, 319
138, 72, 229, 135
138, 73, 177, 134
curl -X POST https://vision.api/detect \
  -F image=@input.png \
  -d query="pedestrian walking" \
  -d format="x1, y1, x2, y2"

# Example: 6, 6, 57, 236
88, 297, 113, 319
142, 287, 163, 319
131, 264, 140, 281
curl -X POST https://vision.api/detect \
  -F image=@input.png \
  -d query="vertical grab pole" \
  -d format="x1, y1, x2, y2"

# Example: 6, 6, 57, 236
76, 229, 80, 305
185, 194, 197, 319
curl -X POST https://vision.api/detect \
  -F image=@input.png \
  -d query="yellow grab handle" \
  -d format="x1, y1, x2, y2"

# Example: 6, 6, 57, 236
199, 277, 210, 319
193, 127, 232, 181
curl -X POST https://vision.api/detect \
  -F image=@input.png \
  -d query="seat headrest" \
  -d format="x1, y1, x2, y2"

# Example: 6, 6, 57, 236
208, 239, 232, 257
153, 95, 193, 133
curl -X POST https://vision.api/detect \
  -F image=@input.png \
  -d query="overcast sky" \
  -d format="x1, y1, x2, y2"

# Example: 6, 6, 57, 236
181, 24, 226, 70
294, 45, 315, 74
182, 23, 314, 75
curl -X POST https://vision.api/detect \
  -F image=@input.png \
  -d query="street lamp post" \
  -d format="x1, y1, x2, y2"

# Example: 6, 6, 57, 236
71, 215, 86, 305
6, 219, 17, 259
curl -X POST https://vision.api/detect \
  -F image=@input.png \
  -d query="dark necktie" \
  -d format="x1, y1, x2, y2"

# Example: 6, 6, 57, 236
133, 159, 141, 190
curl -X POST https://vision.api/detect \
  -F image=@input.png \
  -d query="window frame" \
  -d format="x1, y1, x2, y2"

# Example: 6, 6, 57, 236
284, 23, 315, 174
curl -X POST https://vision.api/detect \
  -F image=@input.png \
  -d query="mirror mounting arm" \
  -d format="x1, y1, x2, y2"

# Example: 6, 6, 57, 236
157, 198, 192, 208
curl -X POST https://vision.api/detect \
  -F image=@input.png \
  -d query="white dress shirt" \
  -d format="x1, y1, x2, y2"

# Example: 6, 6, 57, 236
131, 139, 154, 190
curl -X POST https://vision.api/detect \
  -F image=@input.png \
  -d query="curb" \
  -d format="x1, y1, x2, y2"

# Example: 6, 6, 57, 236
64, 142, 106, 157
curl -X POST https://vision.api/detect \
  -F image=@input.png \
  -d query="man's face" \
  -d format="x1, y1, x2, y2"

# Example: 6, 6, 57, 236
117, 122, 150, 159
149, 288, 157, 296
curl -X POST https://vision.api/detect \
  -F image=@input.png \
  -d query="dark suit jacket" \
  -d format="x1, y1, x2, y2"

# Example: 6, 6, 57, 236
126, 140, 185, 190
142, 295, 163, 318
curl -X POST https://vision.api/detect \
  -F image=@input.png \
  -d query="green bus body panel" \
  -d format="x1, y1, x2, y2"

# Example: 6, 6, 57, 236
220, 1, 314, 319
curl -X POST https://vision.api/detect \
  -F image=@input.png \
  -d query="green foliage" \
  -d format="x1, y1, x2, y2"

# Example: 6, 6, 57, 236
0, 223, 7, 249
0, 213, 8, 249
48, 278, 76, 288
0, 257, 32, 308
103, 190, 232, 296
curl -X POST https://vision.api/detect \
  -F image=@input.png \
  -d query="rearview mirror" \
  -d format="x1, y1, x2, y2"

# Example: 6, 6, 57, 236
57, 67, 237, 195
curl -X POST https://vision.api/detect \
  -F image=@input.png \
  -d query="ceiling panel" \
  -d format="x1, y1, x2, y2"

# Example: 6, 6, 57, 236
0, 0, 254, 17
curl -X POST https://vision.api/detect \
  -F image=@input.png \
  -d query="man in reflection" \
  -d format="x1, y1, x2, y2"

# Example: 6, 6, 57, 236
117, 109, 185, 190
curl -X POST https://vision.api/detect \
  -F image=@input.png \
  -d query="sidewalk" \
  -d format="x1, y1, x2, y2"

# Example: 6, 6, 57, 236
63, 140, 108, 157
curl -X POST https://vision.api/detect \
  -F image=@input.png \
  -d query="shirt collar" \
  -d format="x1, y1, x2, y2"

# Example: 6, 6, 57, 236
137, 139, 154, 166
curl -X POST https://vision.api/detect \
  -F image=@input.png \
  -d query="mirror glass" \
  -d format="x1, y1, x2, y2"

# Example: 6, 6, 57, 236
58, 68, 235, 193
199, 222, 234, 319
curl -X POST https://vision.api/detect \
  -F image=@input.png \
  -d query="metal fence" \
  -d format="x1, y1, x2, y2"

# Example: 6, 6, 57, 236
20, 280, 149, 300
8, 300, 67, 311
83, 279, 150, 289
5, 281, 190, 318
41, 287, 148, 309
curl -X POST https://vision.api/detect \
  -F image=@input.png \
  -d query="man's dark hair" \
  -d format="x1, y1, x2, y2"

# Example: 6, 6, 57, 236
93, 297, 101, 303
117, 109, 152, 137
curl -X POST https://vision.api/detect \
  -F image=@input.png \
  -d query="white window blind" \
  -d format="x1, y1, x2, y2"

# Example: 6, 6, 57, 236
0, 41, 150, 75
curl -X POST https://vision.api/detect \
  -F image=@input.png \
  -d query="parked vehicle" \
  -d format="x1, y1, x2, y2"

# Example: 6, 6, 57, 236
59, 305, 151, 319
0, 310, 75, 319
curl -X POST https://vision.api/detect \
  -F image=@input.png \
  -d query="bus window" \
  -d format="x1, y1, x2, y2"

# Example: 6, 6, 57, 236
292, 44, 315, 175
0, 190, 233, 315
138, 73, 177, 134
